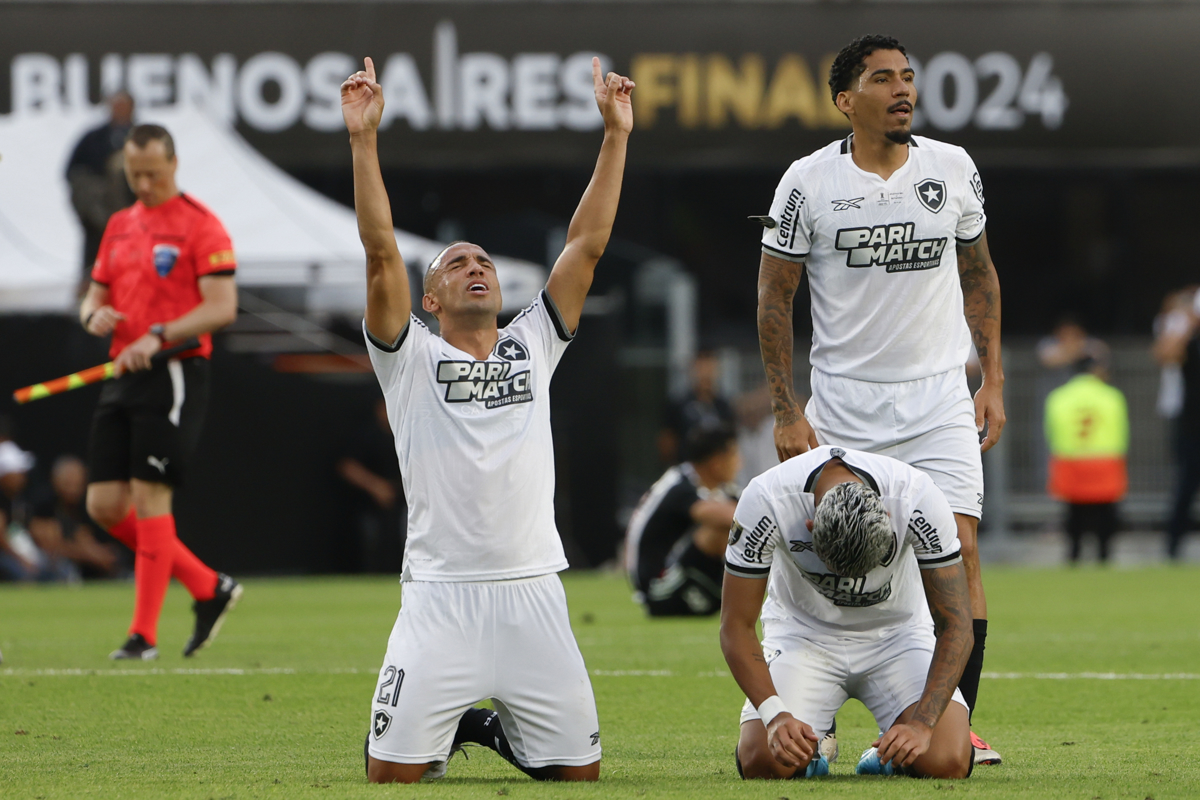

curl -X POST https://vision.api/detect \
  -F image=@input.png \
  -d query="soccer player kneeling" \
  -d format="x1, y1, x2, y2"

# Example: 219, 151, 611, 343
340, 57, 634, 783
720, 446, 974, 779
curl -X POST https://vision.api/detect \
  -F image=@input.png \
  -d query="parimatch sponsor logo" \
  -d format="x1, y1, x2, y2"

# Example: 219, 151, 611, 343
776, 189, 804, 250
801, 571, 893, 607
741, 515, 776, 564
835, 223, 948, 272
437, 360, 532, 408
907, 509, 943, 553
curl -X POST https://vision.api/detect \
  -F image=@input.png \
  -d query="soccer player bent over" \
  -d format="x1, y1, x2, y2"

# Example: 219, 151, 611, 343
80, 124, 242, 660
341, 57, 633, 784
721, 446, 974, 780
756, 34, 1005, 764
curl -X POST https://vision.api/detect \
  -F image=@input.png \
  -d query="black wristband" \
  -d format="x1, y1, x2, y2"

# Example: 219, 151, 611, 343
83, 310, 95, 329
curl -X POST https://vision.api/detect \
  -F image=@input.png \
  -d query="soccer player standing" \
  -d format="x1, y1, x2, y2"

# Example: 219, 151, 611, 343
756, 35, 1004, 764
341, 57, 632, 783
80, 125, 241, 660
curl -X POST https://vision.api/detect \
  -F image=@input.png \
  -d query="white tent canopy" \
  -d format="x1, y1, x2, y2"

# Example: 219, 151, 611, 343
0, 107, 545, 313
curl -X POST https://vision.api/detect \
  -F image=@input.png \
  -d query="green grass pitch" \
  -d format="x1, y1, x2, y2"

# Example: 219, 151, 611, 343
2, 566, 1198, 798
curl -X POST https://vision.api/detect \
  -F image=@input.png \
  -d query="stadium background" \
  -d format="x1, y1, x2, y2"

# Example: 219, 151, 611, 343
2, 0, 1198, 574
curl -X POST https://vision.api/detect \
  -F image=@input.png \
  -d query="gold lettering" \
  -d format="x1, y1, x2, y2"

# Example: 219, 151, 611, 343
762, 54, 821, 129
631, 55, 677, 128
678, 54, 702, 129
706, 54, 764, 129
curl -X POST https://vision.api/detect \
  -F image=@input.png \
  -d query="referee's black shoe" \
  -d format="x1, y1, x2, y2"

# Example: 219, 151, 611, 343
110, 633, 158, 660
184, 574, 243, 657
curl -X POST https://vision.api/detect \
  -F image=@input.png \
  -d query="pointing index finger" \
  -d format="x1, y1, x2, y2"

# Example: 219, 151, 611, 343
365, 56, 376, 84
592, 57, 603, 91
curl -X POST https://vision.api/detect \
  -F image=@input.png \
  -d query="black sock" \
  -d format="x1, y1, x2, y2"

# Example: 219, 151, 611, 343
958, 619, 988, 721
454, 707, 537, 778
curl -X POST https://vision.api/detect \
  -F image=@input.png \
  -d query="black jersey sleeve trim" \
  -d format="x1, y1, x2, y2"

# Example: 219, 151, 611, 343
761, 243, 807, 263
541, 289, 575, 342
363, 317, 411, 353
917, 551, 963, 569
201, 269, 236, 278
955, 231, 985, 247
725, 561, 771, 579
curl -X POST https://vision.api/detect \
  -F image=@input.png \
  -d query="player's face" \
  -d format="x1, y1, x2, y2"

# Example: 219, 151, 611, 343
124, 140, 178, 208
423, 243, 503, 321
839, 49, 916, 144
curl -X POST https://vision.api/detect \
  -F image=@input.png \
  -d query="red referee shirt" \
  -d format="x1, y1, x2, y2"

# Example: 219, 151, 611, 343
91, 194, 236, 360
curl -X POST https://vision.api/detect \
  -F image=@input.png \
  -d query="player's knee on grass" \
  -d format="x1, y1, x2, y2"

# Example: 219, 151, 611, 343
903, 700, 973, 780
736, 721, 807, 780
526, 761, 601, 781
366, 757, 433, 784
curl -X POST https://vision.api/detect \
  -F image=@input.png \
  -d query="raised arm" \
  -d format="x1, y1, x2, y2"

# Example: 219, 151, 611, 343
758, 252, 818, 461
958, 231, 1005, 451
875, 561, 974, 767
545, 59, 633, 334
342, 57, 410, 345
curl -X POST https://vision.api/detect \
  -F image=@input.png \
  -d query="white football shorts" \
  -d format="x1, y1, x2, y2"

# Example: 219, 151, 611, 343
805, 366, 984, 519
367, 573, 601, 768
738, 625, 969, 736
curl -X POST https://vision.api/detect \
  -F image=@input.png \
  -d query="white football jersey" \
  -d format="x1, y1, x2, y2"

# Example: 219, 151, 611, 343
725, 445, 961, 638
761, 134, 986, 382
365, 289, 574, 582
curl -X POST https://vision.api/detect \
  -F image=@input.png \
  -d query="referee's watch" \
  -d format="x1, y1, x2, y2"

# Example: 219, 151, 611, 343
149, 323, 168, 343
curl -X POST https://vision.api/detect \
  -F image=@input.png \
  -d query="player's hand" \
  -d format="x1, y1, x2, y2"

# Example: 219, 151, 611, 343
873, 720, 932, 769
341, 57, 385, 136
773, 413, 819, 462
592, 58, 634, 134
370, 482, 396, 510
974, 380, 1006, 452
113, 333, 161, 376
765, 713, 819, 769
86, 305, 125, 337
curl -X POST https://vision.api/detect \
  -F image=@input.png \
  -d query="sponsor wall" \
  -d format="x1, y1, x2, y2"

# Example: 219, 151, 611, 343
2, 2, 1196, 169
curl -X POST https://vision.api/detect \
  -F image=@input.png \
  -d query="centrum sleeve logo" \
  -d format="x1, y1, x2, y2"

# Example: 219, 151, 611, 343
775, 188, 804, 249
834, 224, 947, 273
741, 515, 776, 563
907, 508, 943, 553
436, 360, 532, 407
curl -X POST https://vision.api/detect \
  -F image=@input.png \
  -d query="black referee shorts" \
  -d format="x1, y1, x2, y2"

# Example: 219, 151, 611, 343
87, 357, 210, 487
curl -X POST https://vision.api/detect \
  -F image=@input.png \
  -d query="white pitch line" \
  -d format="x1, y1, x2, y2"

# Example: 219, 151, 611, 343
982, 671, 1200, 680
0, 667, 365, 677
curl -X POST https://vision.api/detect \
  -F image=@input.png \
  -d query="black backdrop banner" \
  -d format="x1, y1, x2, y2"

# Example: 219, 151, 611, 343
2, 2, 1196, 168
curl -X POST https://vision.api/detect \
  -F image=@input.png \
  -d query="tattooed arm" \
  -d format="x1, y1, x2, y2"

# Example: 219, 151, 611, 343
758, 251, 819, 461
958, 232, 1006, 451
875, 561, 974, 767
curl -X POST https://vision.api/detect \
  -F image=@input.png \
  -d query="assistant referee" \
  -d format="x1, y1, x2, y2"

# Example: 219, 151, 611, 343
79, 124, 242, 660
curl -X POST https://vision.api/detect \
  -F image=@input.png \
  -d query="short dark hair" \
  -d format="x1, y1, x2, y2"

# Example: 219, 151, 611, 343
126, 124, 175, 159
828, 35, 908, 103
683, 423, 737, 465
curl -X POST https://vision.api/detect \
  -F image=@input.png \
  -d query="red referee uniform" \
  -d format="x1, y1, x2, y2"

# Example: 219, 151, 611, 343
88, 193, 239, 656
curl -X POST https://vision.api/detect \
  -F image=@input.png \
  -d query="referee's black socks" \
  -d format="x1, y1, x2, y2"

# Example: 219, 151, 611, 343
958, 619, 988, 721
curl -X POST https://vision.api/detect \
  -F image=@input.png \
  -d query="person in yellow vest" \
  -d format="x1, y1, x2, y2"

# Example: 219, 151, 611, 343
1044, 355, 1129, 563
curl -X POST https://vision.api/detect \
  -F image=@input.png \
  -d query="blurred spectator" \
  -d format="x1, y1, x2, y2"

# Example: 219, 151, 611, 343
1037, 316, 1110, 378
1045, 356, 1128, 564
657, 350, 735, 464
65, 91, 136, 292
336, 399, 406, 572
1156, 290, 1200, 560
1152, 286, 1197, 420
626, 424, 740, 617
0, 442, 76, 582
29, 456, 122, 579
